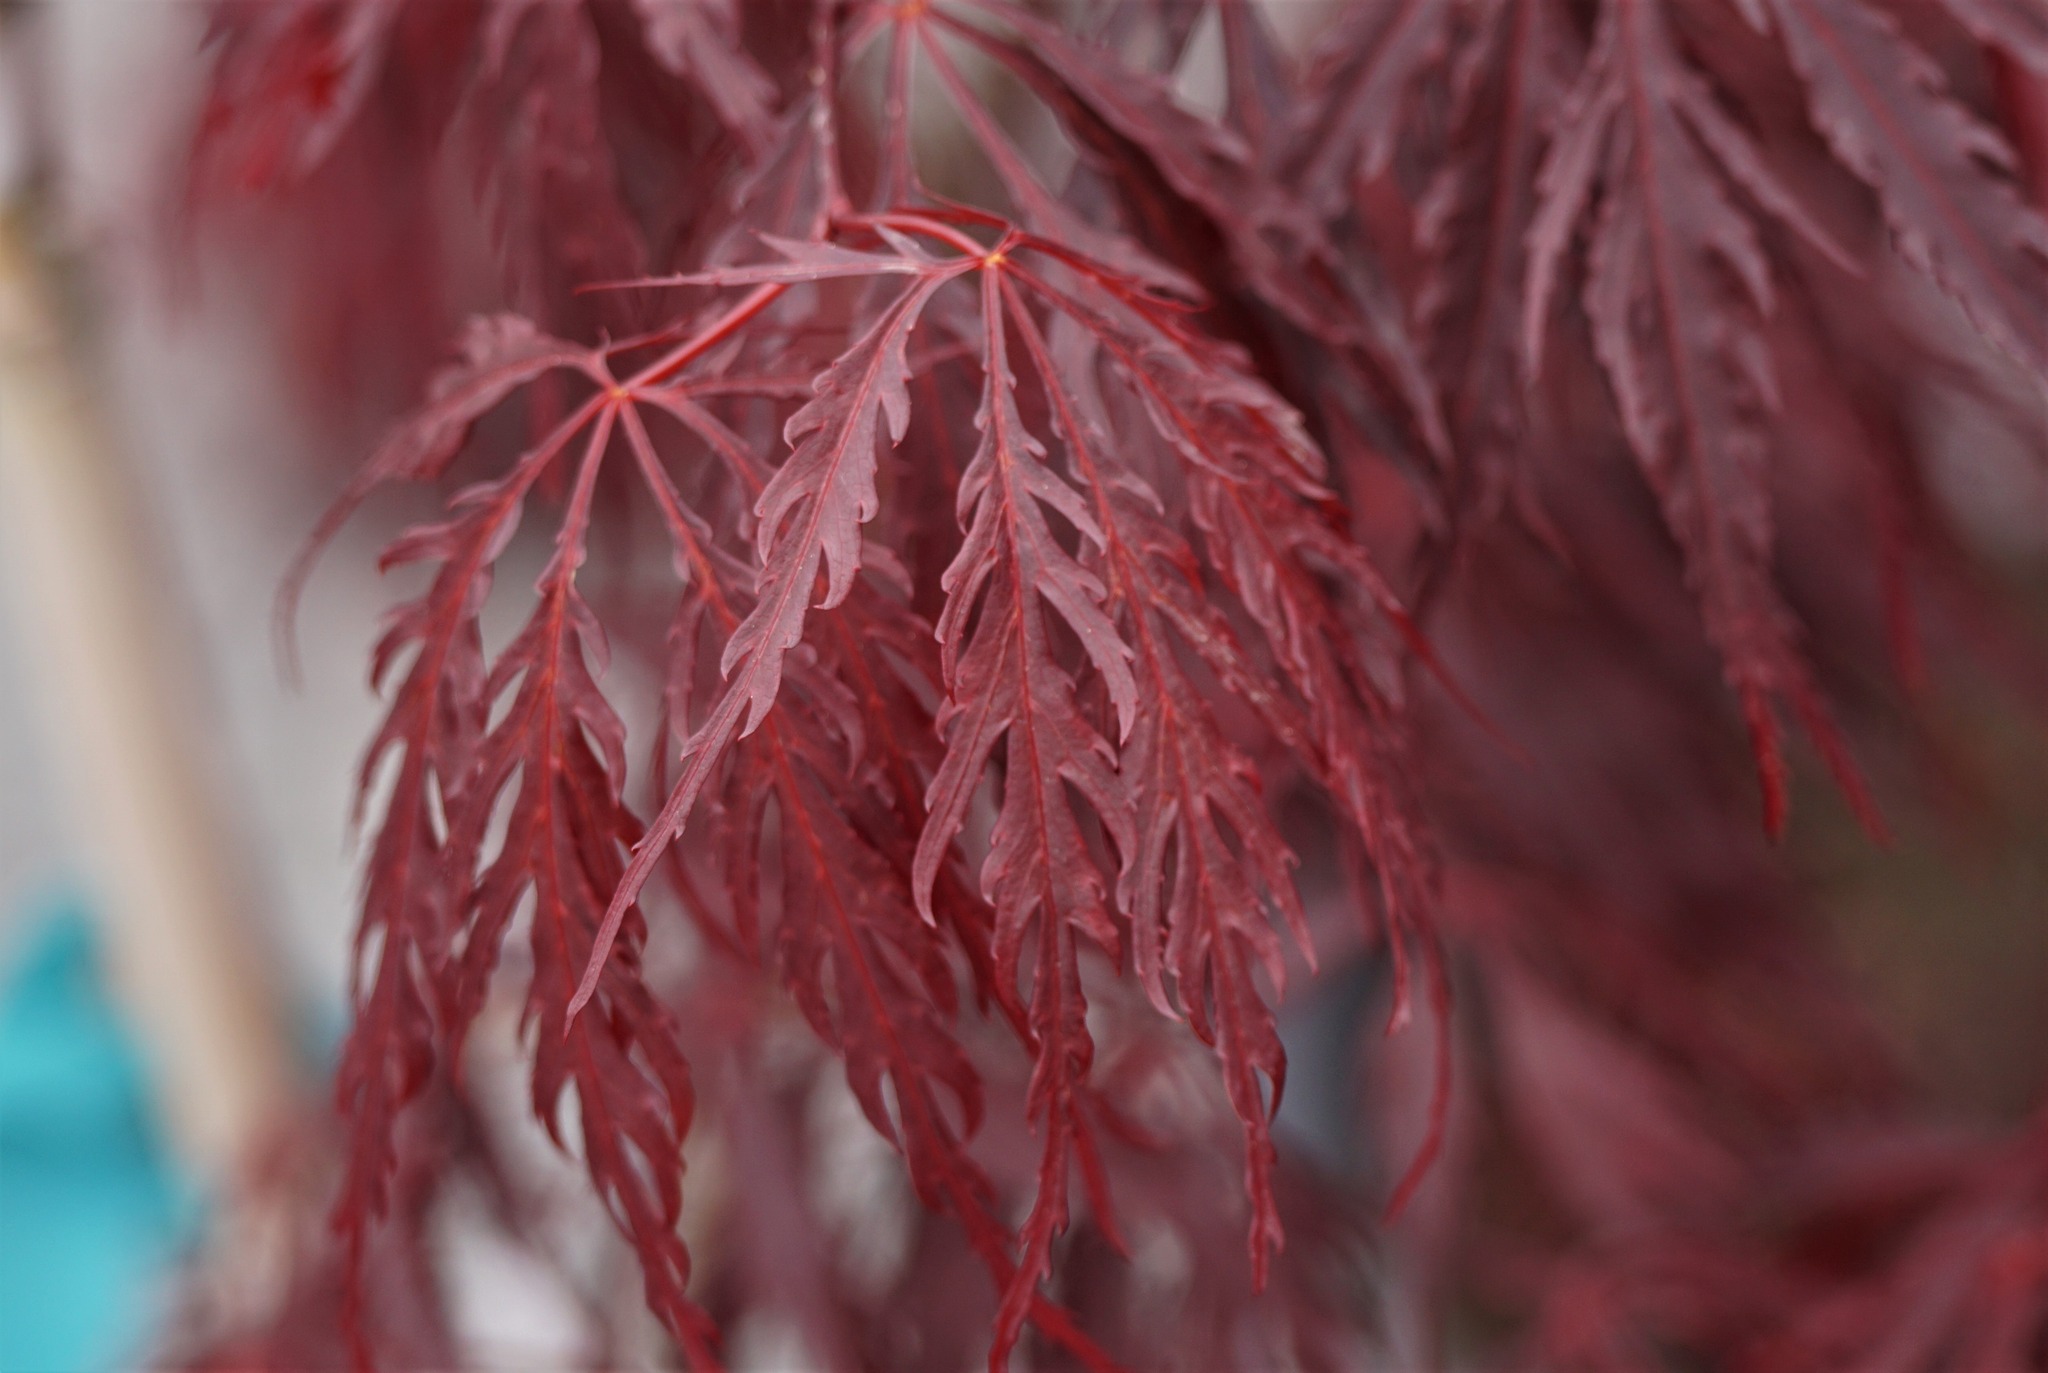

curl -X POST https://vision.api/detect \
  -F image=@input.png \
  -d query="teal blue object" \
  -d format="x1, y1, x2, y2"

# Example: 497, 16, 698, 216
0, 894, 193, 1373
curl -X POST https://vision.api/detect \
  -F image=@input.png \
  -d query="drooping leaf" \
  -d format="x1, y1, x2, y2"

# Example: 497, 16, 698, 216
1768, 0, 2048, 380
582, 251, 969, 1014
1524, 0, 1882, 836
183, 2, 2048, 1365
192, 0, 402, 191
1011, 294, 1304, 1281
630, 0, 779, 152
463, 1, 650, 319
1285, 0, 1461, 216
917, 263, 1137, 1369
1932, 0, 2048, 72
1416, 0, 1578, 527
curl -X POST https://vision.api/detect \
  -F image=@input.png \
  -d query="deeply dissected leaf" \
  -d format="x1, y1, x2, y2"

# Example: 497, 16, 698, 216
464, 1, 650, 319
1932, 0, 2048, 72
318, 344, 604, 1346
581, 250, 967, 1017
1010, 292, 1305, 1280
630, 0, 778, 151
1766, 0, 2048, 381
1286, 0, 1460, 215
280, 314, 590, 648
1525, 0, 1880, 836
191, 0, 2048, 1366
917, 264, 1138, 1368
192, 0, 401, 191
619, 372, 1122, 1373
1416, 0, 1577, 526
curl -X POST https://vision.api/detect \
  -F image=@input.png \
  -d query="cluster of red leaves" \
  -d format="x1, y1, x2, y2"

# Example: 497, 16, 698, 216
176, 1, 2046, 1369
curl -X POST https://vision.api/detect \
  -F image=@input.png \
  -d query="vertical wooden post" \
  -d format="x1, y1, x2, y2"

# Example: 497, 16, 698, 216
0, 203, 292, 1180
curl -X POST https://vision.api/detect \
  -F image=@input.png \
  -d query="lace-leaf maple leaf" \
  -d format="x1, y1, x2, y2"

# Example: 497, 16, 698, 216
629, 0, 778, 152
1009, 292, 1305, 1282
444, 413, 718, 1369
932, 3, 1453, 464
1931, 0, 2048, 72
915, 261, 1138, 1370
195, 0, 785, 332
192, 0, 401, 192
314, 329, 604, 1352
936, 0, 1264, 240
1284, 0, 1459, 215
1764, 0, 2048, 382
464, 1, 650, 318
1003, 245, 1445, 1220
580, 243, 972, 1017
618, 373, 1124, 1373
188, 2, 2048, 1366
280, 314, 589, 650
297, 304, 802, 1369
1759, 1114, 2048, 1373
1415, 0, 1577, 526
1524, 0, 1882, 837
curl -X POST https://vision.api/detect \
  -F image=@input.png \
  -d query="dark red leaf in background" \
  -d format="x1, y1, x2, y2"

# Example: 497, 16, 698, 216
169, 1, 2048, 1368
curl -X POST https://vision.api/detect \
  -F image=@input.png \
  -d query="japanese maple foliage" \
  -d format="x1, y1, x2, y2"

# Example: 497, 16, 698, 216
171, 1, 2046, 1370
